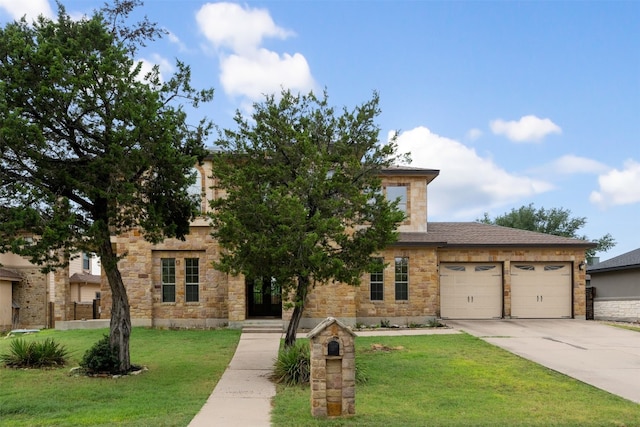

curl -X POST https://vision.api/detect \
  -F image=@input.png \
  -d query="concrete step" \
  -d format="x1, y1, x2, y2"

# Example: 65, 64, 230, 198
242, 320, 284, 334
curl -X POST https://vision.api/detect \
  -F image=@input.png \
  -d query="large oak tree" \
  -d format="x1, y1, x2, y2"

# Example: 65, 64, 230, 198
0, 1, 213, 372
210, 90, 408, 346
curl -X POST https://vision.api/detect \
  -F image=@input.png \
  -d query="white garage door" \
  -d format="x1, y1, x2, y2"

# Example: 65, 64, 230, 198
511, 263, 572, 318
440, 263, 502, 319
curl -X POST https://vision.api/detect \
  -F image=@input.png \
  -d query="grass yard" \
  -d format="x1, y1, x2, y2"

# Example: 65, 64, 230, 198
0, 327, 240, 427
272, 334, 640, 427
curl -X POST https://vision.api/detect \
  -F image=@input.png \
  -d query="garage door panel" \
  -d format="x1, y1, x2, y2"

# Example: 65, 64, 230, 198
511, 263, 571, 318
440, 263, 502, 319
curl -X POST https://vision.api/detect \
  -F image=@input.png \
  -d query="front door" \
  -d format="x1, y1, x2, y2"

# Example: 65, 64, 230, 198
247, 277, 282, 318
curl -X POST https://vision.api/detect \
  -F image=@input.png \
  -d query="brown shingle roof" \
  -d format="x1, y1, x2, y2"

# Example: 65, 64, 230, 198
394, 222, 597, 248
69, 272, 101, 284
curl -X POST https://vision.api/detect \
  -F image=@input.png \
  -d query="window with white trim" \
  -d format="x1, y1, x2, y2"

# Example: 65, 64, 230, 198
185, 258, 199, 302
370, 258, 384, 301
162, 258, 176, 302
395, 257, 408, 300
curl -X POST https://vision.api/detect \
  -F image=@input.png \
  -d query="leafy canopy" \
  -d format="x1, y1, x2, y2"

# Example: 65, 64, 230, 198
479, 203, 615, 261
0, 2, 213, 270
210, 89, 408, 291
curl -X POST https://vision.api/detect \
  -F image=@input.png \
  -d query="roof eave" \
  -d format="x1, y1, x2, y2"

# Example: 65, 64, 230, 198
588, 264, 640, 274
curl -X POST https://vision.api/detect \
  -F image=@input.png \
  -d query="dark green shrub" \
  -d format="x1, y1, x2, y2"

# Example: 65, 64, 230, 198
80, 335, 120, 375
273, 341, 310, 386
1, 337, 69, 368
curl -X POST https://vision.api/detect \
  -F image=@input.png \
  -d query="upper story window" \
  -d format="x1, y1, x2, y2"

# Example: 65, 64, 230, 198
386, 185, 407, 214
82, 252, 91, 271
187, 167, 203, 213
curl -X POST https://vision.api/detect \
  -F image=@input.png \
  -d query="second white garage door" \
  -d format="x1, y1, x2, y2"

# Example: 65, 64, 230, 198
510, 263, 572, 318
440, 263, 502, 319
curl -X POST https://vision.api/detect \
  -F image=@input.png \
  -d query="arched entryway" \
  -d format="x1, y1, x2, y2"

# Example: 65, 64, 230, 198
246, 276, 282, 318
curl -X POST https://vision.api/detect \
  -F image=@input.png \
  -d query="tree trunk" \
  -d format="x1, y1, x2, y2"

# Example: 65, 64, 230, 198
284, 276, 309, 347
99, 232, 131, 373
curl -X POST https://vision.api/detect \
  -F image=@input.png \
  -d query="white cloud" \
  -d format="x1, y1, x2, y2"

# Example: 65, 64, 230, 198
394, 126, 554, 219
589, 159, 640, 208
0, 0, 54, 21
195, 2, 315, 103
490, 115, 562, 143
539, 154, 609, 175
465, 128, 483, 141
166, 30, 188, 53
220, 49, 315, 99
196, 2, 293, 54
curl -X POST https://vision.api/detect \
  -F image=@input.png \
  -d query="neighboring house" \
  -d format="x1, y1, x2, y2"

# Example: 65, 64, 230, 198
587, 248, 640, 322
100, 157, 594, 330
0, 250, 101, 331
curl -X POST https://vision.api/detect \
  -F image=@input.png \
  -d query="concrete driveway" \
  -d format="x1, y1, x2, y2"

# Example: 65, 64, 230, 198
445, 319, 640, 404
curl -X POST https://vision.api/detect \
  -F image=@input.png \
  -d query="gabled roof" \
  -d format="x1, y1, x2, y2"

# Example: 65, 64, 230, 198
69, 272, 101, 284
394, 222, 597, 248
0, 267, 22, 282
587, 248, 640, 273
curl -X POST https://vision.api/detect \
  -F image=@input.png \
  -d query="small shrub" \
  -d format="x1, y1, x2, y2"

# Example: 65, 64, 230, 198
273, 342, 310, 386
273, 341, 368, 386
380, 319, 391, 328
355, 363, 368, 385
427, 318, 444, 328
1, 337, 69, 368
80, 335, 120, 375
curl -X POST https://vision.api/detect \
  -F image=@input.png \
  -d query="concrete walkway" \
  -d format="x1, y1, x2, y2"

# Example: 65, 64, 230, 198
188, 332, 281, 427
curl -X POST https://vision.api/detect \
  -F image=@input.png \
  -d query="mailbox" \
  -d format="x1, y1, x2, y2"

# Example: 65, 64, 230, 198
307, 317, 356, 418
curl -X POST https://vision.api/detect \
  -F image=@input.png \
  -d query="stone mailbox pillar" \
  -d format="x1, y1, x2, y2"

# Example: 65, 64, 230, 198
307, 317, 357, 418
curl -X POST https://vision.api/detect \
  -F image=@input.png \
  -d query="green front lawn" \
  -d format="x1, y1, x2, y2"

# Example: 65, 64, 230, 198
0, 327, 240, 426
272, 334, 640, 426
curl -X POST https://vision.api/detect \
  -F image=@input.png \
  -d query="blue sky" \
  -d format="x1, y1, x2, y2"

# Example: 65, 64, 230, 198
1, 1, 638, 260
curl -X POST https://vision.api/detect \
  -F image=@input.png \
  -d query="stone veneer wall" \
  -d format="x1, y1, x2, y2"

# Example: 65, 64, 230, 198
594, 298, 640, 322
437, 247, 587, 318
289, 282, 358, 329
11, 267, 49, 328
355, 246, 439, 326
101, 225, 229, 328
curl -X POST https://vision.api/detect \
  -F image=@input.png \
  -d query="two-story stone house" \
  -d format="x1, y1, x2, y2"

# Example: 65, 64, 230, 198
99, 155, 594, 330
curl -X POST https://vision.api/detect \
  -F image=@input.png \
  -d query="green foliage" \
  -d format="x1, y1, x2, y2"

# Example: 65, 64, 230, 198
1, 338, 69, 368
80, 335, 121, 375
0, 0, 213, 372
211, 89, 409, 345
380, 319, 391, 328
479, 203, 615, 261
273, 341, 311, 386
273, 340, 368, 386
427, 318, 444, 328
